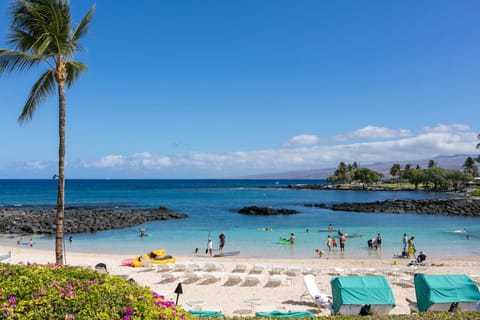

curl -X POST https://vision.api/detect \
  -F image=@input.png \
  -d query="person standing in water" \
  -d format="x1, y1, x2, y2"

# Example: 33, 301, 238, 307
207, 239, 213, 256
326, 235, 332, 251
402, 233, 408, 250
218, 232, 226, 254
339, 234, 346, 252
408, 236, 416, 258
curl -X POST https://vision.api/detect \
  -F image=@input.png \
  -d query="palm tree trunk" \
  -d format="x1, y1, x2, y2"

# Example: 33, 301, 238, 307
56, 83, 66, 265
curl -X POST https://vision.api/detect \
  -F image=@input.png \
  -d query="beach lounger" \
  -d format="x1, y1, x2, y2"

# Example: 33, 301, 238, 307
224, 274, 244, 286
302, 266, 324, 275
264, 275, 288, 287
300, 274, 332, 308
243, 274, 264, 287
137, 257, 157, 272
199, 272, 225, 285
182, 272, 202, 284
0, 251, 11, 263
270, 266, 286, 275
286, 266, 302, 277
204, 262, 224, 272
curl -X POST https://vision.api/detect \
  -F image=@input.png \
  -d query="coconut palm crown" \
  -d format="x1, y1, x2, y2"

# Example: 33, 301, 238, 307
0, 0, 94, 265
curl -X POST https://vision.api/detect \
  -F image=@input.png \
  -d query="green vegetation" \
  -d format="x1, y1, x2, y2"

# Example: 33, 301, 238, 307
0, 263, 190, 319
327, 158, 477, 192
327, 162, 384, 188
0, 0, 94, 265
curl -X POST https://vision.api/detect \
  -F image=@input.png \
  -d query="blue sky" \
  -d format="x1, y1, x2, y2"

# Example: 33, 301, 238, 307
0, 1, 479, 178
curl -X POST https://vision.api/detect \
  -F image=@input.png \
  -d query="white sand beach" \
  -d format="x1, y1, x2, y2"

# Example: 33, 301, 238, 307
2, 244, 480, 317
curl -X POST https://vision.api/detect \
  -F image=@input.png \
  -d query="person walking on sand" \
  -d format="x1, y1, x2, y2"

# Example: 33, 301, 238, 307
326, 235, 332, 251
339, 234, 346, 252
218, 232, 226, 254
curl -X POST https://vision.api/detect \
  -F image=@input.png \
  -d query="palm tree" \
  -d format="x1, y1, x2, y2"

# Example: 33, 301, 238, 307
0, 0, 94, 265
390, 163, 401, 179
463, 156, 479, 177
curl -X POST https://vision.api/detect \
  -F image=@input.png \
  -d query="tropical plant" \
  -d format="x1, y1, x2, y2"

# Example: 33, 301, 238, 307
0, 0, 94, 265
0, 263, 190, 319
462, 156, 478, 177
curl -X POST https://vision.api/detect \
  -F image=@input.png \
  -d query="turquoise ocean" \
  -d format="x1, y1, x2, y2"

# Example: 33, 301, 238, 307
0, 179, 478, 259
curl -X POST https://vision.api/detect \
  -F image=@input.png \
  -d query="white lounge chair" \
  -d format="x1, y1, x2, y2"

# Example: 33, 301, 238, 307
0, 251, 11, 263
138, 257, 157, 272
300, 274, 332, 308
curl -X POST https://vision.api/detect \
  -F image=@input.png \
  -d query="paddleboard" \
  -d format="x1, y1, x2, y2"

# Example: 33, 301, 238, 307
279, 236, 291, 244
318, 229, 339, 232
213, 251, 240, 257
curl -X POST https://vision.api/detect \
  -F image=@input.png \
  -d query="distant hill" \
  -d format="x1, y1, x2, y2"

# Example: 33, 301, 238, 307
236, 154, 477, 179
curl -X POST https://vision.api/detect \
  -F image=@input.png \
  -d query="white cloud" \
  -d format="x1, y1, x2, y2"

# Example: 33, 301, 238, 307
23, 161, 48, 170
83, 155, 125, 168
3, 123, 477, 177
334, 126, 412, 141
284, 134, 320, 146
422, 123, 471, 133
73, 127, 477, 174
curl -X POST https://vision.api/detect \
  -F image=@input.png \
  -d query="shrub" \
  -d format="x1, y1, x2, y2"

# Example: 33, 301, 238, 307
0, 263, 190, 319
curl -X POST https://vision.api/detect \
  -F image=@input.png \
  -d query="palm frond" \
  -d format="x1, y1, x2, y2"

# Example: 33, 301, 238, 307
65, 60, 87, 88
18, 69, 56, 124
72, 5, 95, 44
0, 49, 41, 74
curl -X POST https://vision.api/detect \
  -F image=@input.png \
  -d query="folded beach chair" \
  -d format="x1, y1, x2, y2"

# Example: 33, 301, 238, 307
250, 264, 266, 274
243, 274, 264, 287
232, 264, 247, 273
199, 272, 225, 285
300, 274, 332, 308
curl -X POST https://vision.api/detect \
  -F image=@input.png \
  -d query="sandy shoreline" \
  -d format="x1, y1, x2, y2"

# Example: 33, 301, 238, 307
2, 244, 480, 317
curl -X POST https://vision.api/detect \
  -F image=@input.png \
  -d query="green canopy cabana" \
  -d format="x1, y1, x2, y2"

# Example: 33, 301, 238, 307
330, 276, 396, 315
414, 274, 480, 312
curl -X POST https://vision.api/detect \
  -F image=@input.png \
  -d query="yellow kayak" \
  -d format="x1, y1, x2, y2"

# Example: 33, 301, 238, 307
131, 249, 176, 267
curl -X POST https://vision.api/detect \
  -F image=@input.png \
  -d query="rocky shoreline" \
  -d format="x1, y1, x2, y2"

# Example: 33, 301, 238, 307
305, 198, 480, 216
0, 206, 188, 235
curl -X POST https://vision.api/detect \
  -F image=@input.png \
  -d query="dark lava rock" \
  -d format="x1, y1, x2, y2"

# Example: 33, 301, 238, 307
323, 198, 480, 216
238, 206, 298, 215
0, 206, 188, 235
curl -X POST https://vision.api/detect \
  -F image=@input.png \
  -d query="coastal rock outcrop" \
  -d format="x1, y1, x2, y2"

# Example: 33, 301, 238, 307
0, 206, 188, 235
238, 206, 298, 215
305, 198, 480, 216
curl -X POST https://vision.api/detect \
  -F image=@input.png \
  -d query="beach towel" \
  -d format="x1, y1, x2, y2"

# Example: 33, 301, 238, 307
189, 310, 224, 318
255, 310, 315, 318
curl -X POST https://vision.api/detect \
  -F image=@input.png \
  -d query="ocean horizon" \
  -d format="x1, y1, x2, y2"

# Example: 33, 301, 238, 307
0, 179, 478, 260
